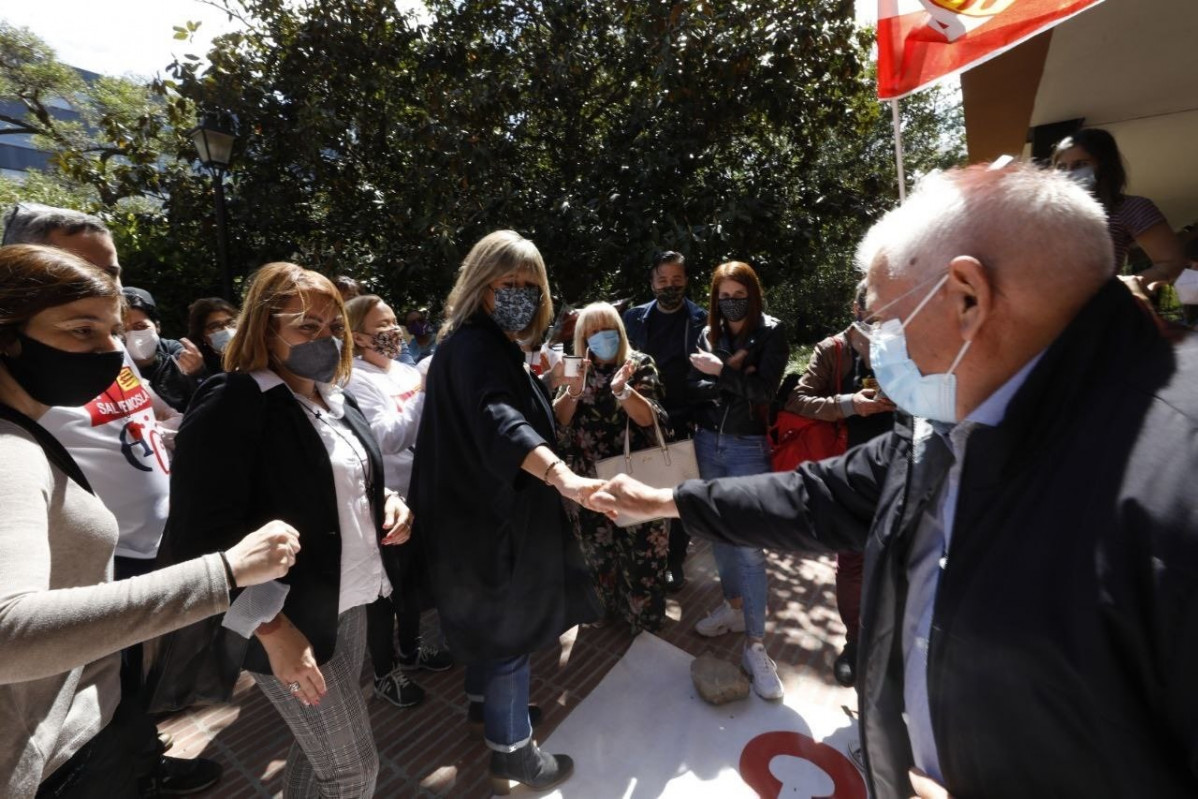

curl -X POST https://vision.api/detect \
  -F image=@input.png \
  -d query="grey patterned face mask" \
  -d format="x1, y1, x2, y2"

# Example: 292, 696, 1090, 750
719, 297, 750, 323
490, 286, 542, 332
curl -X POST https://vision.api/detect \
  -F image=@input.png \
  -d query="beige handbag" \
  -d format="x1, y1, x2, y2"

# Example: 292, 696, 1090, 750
593, 414, 700, 527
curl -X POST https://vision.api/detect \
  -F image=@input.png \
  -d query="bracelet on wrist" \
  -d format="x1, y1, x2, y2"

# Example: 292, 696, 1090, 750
543, 459, 565, 485
613, 385, 632, 401
565, 386, 582, 399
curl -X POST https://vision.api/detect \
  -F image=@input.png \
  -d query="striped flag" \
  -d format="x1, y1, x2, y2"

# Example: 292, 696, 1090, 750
877, 0, 1105, 99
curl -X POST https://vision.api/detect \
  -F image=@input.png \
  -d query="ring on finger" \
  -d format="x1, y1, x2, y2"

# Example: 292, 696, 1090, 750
288, 681, 301, 694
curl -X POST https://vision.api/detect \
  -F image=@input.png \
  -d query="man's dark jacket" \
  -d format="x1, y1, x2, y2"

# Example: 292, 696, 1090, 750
623, 297, 708, 358
624, 297, 708, 429
676, 279, 1198, 798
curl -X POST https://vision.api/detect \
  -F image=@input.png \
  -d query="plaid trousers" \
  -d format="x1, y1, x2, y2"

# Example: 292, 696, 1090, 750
252, 606, 378, 798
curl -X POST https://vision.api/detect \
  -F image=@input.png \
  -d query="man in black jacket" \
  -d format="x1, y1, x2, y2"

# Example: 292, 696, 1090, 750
623, 251, 708, 590
593, 164, 1198, 798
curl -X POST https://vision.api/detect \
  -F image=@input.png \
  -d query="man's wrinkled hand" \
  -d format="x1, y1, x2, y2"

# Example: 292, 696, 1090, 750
589, 474, 679, 524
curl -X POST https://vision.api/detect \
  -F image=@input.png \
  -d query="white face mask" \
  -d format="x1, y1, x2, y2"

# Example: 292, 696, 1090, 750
866, 274, 971, 424
208, 327, 235, 354
124, 327, 160, 361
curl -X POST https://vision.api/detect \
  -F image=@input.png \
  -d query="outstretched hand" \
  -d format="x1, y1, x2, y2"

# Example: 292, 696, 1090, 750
589, 474, 679, 524
555, 472, 606, 509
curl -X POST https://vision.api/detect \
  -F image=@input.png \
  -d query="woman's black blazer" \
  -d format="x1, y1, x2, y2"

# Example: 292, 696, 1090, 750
163, 371, 390, 673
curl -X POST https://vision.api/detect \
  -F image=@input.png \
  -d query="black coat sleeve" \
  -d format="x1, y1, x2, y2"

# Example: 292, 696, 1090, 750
164, 374, 264, 562
450, 339, 550, 486
716, 320, 791, 404
674, 429, 899, 554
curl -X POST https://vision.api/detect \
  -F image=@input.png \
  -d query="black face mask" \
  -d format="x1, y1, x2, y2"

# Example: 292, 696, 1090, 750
282, 336, 342, 383
2, 332, 124, 407
654, 285, 686, 310
719, 297, 750, 323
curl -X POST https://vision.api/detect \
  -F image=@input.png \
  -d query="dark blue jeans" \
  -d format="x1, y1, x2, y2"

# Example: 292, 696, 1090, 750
694, 429, 772, 639
464, 655, 532, 752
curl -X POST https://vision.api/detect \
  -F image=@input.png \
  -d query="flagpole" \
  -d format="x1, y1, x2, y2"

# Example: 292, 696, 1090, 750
890, 98, 907, 202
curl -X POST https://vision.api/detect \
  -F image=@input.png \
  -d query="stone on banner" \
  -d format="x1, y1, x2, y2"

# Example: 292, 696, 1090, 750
691, 653, 750, 705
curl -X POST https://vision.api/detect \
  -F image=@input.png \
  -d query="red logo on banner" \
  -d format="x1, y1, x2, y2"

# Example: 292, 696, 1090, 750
740, 731, 866, 799
86, 367, 153, 427
877, 0, 1105, 99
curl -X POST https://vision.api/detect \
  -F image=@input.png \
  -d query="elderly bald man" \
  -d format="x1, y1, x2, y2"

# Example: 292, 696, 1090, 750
593, 163, 1198, 799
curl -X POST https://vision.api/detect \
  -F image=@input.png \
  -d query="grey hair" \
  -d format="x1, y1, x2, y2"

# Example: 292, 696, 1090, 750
855, 164, 1114, 293
1, 202, 110, 246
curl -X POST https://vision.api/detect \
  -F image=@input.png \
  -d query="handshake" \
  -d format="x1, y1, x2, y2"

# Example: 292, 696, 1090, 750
558, 473, 680, 524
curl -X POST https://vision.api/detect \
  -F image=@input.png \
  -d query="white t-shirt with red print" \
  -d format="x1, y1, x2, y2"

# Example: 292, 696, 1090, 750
346, 357, 425, 496
39, 349, 171, 560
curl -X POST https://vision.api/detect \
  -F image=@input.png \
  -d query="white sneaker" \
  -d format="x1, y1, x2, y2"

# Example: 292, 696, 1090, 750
694, 601, 746, 637
742, 642, 784, 700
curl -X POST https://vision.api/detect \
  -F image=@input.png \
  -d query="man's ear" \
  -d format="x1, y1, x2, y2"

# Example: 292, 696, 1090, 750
948, 255, 991, 342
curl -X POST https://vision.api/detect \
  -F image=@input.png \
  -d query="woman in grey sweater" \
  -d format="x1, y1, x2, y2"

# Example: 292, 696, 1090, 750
0, 244, 300, 799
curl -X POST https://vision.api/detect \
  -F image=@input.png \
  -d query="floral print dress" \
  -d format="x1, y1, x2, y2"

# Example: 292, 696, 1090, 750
557, 351, 671, 634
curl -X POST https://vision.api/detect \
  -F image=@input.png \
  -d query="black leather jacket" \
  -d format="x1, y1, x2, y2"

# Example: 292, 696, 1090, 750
687, 313, 789, 436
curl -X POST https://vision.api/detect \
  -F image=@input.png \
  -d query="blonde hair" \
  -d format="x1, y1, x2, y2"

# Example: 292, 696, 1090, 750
440, 230, 553, 344
573, 302, 630, 363
344, 294, 384, 356
224, 262, 354, 384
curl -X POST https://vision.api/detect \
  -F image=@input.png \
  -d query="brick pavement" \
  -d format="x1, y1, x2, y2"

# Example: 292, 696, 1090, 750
158, 539, 853, 798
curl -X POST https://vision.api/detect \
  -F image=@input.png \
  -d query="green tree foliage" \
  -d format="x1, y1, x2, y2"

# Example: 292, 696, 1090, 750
1, 3, 964, 345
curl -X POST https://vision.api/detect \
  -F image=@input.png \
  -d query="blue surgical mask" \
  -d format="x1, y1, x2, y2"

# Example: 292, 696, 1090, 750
868, 274, 971, 423
586, 330, 621, 362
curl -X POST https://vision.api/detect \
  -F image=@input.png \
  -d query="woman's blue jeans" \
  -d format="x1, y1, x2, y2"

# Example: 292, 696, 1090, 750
693, 428, 771, 639
464, 655, 531, 752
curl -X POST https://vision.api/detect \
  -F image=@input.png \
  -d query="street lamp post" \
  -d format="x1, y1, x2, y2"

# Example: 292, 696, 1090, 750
189, 113, 237, 301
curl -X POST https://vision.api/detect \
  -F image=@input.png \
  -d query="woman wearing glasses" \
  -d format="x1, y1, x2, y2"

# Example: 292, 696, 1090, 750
167, 263, 411, 798
187, 296, 239, 377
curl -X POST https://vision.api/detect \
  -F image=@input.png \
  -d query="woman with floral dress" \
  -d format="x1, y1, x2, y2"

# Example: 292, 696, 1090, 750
554, 302, 670, 634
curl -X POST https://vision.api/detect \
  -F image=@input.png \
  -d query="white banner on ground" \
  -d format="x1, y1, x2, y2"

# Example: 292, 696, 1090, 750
520, 633, 865, 799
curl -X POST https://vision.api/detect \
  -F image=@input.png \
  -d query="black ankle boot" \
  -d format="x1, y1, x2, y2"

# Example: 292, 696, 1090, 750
489, 741, 573, 795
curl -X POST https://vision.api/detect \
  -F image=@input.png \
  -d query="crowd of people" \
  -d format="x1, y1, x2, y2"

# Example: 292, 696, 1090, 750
2, 126, 1197, 799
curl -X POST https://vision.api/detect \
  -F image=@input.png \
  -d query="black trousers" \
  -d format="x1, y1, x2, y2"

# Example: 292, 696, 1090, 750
365, 552, 423, 678
111, 557, 166, 782
35, 719, 139, 799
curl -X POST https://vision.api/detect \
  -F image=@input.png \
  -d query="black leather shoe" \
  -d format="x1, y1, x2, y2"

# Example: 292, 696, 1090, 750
490, 741, 573, 795
665, 568, 686, 594
469, 702, 542, 730
833, 640, 857, 688
154, 755, 222, 796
